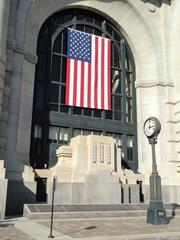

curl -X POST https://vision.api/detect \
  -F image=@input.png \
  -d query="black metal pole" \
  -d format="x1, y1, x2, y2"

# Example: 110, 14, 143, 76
48, 178, 56, 238
152, 144, 157, 173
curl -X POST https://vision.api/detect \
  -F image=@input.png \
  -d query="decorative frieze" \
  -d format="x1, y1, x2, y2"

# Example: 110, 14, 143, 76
100, 143, 105, 163
92, 142, 97, 163
107, 144, 111, 164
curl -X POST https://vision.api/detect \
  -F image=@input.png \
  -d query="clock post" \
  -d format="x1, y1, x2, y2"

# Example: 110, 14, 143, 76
144, 117, 168, 225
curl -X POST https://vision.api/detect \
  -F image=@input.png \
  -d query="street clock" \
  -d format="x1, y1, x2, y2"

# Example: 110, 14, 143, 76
144, 117, 161, 139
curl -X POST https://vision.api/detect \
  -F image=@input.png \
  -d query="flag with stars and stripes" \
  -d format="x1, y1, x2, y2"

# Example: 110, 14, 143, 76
65, 28, 111, 110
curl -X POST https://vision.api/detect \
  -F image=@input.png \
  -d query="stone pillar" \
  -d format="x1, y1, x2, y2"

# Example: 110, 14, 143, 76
4, 0, 33, 180
171, 0, 180, 164
0, 0, 10, 158
0, 0, 10, 220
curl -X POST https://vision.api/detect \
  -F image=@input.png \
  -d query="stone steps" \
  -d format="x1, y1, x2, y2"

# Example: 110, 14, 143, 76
23, 203, 180, 219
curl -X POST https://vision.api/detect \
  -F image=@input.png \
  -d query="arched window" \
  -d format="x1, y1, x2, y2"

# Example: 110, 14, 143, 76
30, 9, 138, 171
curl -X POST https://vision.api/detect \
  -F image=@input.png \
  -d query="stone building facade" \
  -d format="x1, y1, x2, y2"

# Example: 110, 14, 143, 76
1, 0, 180, 217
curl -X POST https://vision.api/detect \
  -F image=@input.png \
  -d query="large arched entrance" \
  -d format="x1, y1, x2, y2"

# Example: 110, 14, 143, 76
30, 8, 138, 171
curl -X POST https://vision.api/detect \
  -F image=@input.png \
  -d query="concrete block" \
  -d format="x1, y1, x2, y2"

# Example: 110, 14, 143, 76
129, 184, 140, 203
122, 184, 130, 203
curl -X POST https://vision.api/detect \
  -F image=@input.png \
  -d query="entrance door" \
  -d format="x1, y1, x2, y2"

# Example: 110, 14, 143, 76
36, 177, 47, 202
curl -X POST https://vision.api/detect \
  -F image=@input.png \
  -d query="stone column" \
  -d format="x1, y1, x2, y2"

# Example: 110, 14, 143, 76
4, 0, 33, 180
0, 0, 10, 220
0, 0, 10, 159
171, 0, 180, 162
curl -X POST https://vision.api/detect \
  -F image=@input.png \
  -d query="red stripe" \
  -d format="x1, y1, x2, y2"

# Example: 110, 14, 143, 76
108, 40, 111, 110
101, 39, 105, 110
94, 36, 98, 109
65, 58, 70, 105
73, 60, 78, 106
80, 62, 84, 107
87, 63, 91, 108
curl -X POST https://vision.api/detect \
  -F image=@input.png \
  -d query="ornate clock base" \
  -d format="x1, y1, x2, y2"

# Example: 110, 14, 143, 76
147, 201, 168, 225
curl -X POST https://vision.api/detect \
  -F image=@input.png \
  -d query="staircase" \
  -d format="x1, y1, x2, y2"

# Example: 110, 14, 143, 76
23, 203, 180, 219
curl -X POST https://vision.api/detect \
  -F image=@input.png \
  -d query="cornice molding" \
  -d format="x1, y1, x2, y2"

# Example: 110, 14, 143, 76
135, 81, 174, 89
167, 120, 180, 124
6, 39, 37, 64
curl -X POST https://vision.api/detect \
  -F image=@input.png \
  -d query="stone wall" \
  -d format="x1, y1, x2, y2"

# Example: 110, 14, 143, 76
1, 0, 180, 214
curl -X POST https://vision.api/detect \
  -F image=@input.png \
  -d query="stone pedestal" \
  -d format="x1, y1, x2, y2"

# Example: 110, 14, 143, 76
50, 135, 142, 205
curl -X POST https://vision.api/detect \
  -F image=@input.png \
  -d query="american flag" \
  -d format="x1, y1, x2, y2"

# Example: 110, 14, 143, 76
65, 29, 111, 110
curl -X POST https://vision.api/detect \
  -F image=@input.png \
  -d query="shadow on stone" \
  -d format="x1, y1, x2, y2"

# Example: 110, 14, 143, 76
0, 223, 14, 228
85, 226, 97, 230
5, 180, 36, 216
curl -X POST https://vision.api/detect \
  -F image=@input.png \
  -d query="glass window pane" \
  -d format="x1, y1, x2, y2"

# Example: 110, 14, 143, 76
127, 135, 133, 161
126, 73, 132, 97
49, 126, 59, 143
63, 14, 73, 23
84, 108, 92, 116
95, 18, 102, 27
127, 135, 133, 147
126, 98, 133, 122
73, 129, 83, 137
62, 31, 68, 55
61, 57, 66, 83
106, 23, 113, 36
50, 103, 58, 112
114, 111, 121, 121
76, 25, 84, 31
94, 109, 102, 118
114, 46, 120, 68
105, 110, 112, 119
60, 104, 69, 113
85, 15, 93, 23
85, 26, 93, 34
76, 13, 85, 21
52, 55, 60, 82
34, 124, 42, 138
53, 34, 63, 53
92, 131, 102, 135
59, 127, 69, 141
114, 31, 121, 42
60, 85, 65, 104
73, 107, 82, 115
125, 47, 132, 71
112, 70, 121, 94
50, 84, 59, 103
114, 95, 121, 111
84, 130, 91, 135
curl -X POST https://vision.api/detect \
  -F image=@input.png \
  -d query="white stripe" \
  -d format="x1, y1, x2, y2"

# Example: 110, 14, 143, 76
76, 60, 81, 107
104, 38, 108, 110
84, 62, 88, 108
97, 37, 102, 109
91, 35, 95, 109
69, 59, 74, 105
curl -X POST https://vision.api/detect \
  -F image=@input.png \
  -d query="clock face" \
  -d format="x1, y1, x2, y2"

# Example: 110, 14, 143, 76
144, 118, 156, 137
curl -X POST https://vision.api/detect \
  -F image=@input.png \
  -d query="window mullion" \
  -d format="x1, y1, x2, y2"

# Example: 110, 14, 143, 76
120, 39, 126, 122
